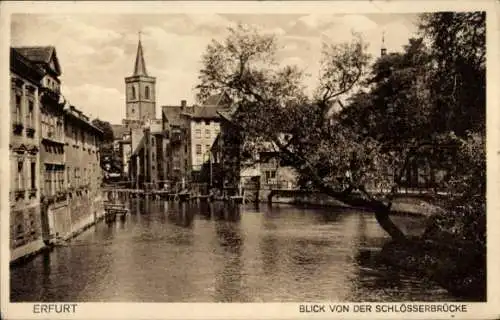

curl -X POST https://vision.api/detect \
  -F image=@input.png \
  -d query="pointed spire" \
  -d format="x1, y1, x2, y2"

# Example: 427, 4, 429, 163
133, 31, 148, 76
381, 31, 387, 56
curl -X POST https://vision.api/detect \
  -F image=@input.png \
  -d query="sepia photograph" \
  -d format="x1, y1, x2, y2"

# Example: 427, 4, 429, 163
1, 1, 497, 318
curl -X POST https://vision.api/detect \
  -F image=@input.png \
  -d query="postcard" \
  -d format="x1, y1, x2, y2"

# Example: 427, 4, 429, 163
1, 1, 499, 319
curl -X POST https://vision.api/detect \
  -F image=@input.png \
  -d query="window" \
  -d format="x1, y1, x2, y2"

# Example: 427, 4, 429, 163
206, 145, 210, 153
196, 144, 202, 155
265, 170, 276, 184
44, 165, 52, 195
67, 166, 71, 186
15, 94, 22, 123
184, 145, 188, 153
145, 86, 150, 99
205, 129, 210, 138
131, 86, 136, 100
151, 137, 155, 146
195, 129, 201, 138
27, 100, 34, 128
17, 160, 24, 190
30, 161, 36, 189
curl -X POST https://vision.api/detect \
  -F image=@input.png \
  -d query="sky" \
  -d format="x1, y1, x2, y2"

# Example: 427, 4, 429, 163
11, 13, 419, 125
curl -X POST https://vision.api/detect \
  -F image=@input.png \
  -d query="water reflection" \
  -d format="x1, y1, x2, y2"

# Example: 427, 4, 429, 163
166, 202, 195, 228
198, 201, 213, 220
214, 205, 245, 302
40, 252, 51, 300
11, 200, 457, 302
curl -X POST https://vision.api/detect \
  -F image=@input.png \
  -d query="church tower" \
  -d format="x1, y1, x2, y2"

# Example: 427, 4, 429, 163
125, 34, 156, 124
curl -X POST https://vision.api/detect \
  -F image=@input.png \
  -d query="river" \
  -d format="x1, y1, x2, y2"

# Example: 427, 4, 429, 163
10, 199, 457, 302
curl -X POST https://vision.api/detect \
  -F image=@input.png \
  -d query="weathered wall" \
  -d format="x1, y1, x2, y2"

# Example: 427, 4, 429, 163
50, 192, 105, 240
10, 204, 44, 262
11, 192, 105, 263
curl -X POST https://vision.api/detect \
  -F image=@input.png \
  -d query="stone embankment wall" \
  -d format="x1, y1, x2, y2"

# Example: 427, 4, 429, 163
10, 203, 45, 263
253, 189, 444, 217
10, 192, 105, 264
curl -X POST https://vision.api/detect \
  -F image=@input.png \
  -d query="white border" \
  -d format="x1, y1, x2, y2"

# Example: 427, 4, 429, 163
1, 1, 499, 319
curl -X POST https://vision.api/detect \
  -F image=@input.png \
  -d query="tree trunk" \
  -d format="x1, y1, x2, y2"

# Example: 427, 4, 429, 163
374, 204, 407, 242
317, 184, 408, 242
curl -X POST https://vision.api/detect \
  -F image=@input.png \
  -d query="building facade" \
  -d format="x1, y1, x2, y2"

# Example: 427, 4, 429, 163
159, 93, 230, 186
161, 100, 192, 186
9, 48, 44, 258
10, 46, 105, 263
129, 119, 168, 189
187, 107, 222, 174
62, 106, 104, 237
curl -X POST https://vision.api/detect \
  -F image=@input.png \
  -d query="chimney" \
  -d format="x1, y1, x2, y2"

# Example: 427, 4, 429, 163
181, 100, 187, 110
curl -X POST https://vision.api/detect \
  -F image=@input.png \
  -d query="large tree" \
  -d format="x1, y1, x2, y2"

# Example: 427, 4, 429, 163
91, 118, 114, 143
197, 24, 408, 240
197, 16, 485, 245
419, 12, 486, 136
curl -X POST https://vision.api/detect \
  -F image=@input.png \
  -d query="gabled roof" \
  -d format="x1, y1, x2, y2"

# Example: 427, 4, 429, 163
14, 46, 62, 76
131, 134, 146, 157
10, 48, 45, 82
190, 106, 223, 120
162, 105, 194, 126
217, 102, 239, 123
162, 106, 183, 126
203, 91, 231, 107
192, 107, 219, 119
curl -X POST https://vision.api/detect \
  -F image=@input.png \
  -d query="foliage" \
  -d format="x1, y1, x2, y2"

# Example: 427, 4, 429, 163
416, 12, 486, 247
341, 37, 433, 145
195, 16, 486, 299
424, 133, 486, 246
197, 24, 375, 193
197, 16, 486, 244
419, 12, 486, 135
91, 118, 115, 143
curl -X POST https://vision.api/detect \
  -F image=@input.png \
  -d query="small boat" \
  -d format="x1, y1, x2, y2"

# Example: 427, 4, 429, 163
229, 195, 244, 204
104, 202, 129, 223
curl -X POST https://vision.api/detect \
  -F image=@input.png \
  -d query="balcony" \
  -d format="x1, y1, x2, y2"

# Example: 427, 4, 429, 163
12, 122, 23, 135
43, 130, 64, 145
26, 127, 35, 138
47, 191, 67, 204
170, 130, 183, 144
14, 189, 25, 200
40, 87, 62, 107
28, 188, 37, 199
